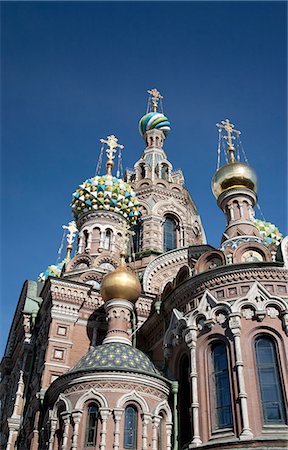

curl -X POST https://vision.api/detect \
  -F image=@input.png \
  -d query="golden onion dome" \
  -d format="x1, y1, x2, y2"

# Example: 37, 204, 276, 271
212, 162, 258, 199
100, 263, 141, 303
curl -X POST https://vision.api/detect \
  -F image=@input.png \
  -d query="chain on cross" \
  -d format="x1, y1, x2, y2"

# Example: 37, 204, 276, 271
118, 221, 135, 256
100, 135, 124, 162
216, 119, 241, 162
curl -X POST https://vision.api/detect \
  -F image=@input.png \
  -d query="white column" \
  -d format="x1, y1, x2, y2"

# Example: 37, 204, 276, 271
61, 412, 70, 450
113, 408, 123, 450
151, 416, 161, 450
229, 313, 253, 440
142, 413, 151, 450
184, 327, 202, 447
86, 231, 92, 252
78, 234, 85, 254
238, 202, 243, 217
99, 230, 105, 248
228, 205, 235, 220
48, 418, 57, 450
166, 422, 173, 450
99, 408, 110, 450
71, 411, 82, 450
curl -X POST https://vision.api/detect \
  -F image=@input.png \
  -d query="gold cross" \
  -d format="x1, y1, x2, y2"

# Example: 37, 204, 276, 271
216, 119, 241, 162
100, 135, 124, 175
100, 135, 124, 161
148, 88, 163, 112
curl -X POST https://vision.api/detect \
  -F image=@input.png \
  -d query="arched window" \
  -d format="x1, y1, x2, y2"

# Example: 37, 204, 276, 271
179, 354, 191, 447
103, 229, 112, 250
210, 342, 233, 430
85, 404, 99, 447
139, 163, 145, 179
83, 230, 89, 250
161, 164, 169, 180
124, 406, 137, 449
132, 222, 143, 253
255, 337, 286, 424
163, 216, 178, 252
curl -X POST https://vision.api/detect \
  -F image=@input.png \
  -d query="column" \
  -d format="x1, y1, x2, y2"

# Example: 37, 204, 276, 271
166, 423, 173, 450
99, 230, 105, 248
151, 416, 161, 450
113, 408, 124, 450
71, 410, 82, 450
86, 231, 92, 252
99, 408, 110, 450
142, 413, 151, 450
184, 327, 202, 447
171, 381, 179, 450
48, 418, 57, 450
229, 313, 253, 439
61, 412, 70, 450
78, 234, 85, 254
228, 205, 235, 220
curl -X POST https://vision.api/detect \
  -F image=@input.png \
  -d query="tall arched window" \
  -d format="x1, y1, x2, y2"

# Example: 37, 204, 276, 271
124, 406, 137, 449
255, 337, 286, 424
179, 354, 191, 447
85, 404, 99, 447
132, 222, 143, 253
103, 229, 112, 250
210, 342, 233, 430
163, 216, 177, 252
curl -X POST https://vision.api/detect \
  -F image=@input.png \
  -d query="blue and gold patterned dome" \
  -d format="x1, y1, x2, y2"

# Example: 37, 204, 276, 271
71, 174, 140, 224
70, 342, 160, 376
139, 112, 171, 137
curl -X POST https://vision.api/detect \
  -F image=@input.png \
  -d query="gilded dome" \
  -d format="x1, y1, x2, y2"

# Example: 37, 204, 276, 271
71, 174, 140, 224
139, 112, 171, 137
100, 264, 141, 303
212, 162, 257, 199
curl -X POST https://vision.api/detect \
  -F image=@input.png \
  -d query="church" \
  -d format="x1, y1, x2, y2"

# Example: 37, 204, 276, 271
1, 89, 287, 450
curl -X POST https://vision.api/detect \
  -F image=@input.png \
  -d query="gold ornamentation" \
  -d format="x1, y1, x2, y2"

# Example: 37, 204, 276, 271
216, 119, 241, 163
100, 135, 124, 175
148, 88, 163, 112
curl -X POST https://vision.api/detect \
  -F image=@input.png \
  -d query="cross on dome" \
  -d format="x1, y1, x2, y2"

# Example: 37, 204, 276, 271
100, 134, 124, 175
147, 88, 163, 112
216, 119, 241, 163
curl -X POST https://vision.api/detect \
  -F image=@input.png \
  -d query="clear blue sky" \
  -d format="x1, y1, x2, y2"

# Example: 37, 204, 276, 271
1, 1, 287, 356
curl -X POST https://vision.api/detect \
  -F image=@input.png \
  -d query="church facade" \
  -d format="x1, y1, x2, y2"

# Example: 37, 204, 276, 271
1, 90, 287, 450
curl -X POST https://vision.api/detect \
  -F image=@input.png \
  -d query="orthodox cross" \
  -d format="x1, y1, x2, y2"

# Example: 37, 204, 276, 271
100, 135, 124, 175
148, 88, 163, 112
216, 119, 241, 163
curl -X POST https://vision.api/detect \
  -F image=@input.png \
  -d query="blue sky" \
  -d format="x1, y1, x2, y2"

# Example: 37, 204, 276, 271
1, 1, 287, 356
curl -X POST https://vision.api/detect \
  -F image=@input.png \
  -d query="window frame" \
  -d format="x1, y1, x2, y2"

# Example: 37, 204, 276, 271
163, 215, 178, 252
209, 341, 234, 432
254, 335, 287, 425
84, 403, 99, 448
123, 405, 138, 450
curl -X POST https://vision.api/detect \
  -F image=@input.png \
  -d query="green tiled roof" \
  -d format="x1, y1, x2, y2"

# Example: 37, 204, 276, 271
70, 342, 160, 376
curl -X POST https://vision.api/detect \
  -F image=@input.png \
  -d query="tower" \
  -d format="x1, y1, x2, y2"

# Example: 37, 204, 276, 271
125, 89, 206, 272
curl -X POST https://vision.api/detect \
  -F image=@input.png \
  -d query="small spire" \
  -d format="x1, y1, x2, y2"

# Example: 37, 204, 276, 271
147, 88, 163, 112
62, 220, 78, 259
100, 135, 124, 175
216, 119, 241, 163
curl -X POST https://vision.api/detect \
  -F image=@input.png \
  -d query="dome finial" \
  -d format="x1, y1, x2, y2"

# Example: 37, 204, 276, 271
147, 88, 163, 112
100, 134, 124, 175
62, 220, 78, 259
216, 119, 241, 163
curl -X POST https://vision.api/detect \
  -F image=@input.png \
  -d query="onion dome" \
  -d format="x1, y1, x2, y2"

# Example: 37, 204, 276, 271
100, 260, 141, 303
70, 342, 160, 376
38, 258, 67, 282
139, 112, 171, 137
71, 174, 140, 224
254, 219, 282, 245
212, 162, 258, 199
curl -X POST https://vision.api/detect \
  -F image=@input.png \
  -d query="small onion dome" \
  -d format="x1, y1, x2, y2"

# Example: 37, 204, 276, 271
100, 264, 141, 303
212, 162, 258, 199
139, 112, 171, 137
71, 174, 140, 224
38, 258, 67, 282
254, 219, 282, 245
